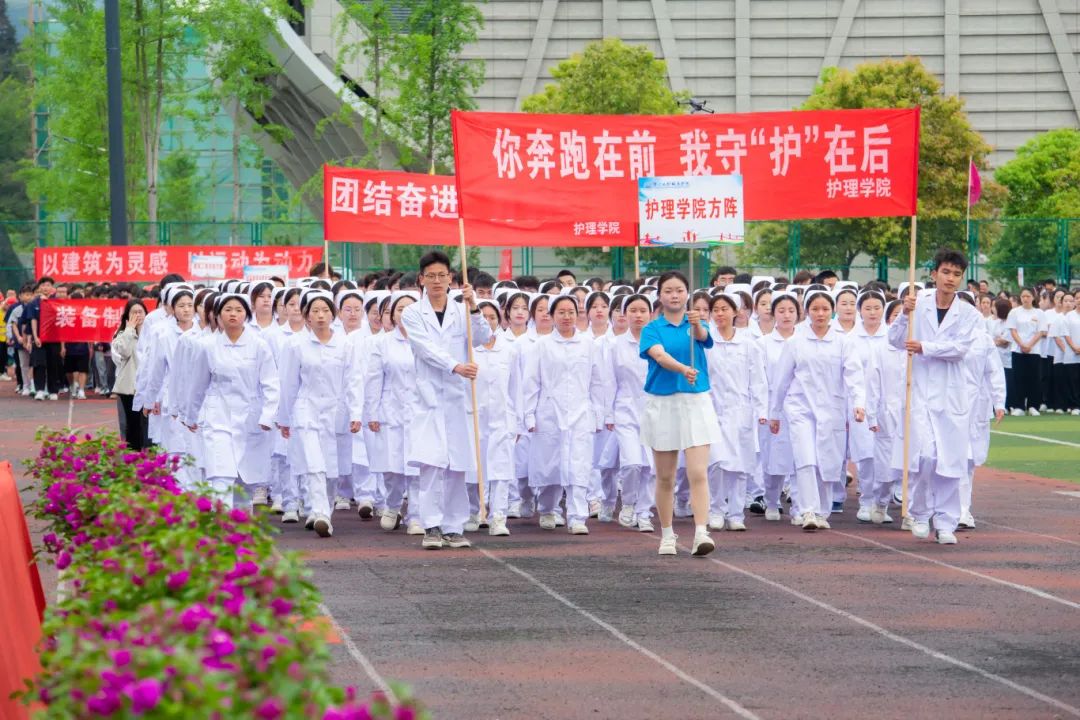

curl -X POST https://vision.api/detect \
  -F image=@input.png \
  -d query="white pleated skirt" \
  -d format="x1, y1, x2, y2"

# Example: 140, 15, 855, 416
639, 392, 722, 452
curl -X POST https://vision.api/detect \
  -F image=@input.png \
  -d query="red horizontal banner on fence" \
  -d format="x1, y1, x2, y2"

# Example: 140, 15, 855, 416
451, 108, 921, 233
39, 299, 159, 343
34, 246, 323, 283
323, 166, 632, 248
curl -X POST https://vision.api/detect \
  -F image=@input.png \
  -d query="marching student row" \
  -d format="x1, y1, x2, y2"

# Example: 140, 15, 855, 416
117, 254, 1004, 550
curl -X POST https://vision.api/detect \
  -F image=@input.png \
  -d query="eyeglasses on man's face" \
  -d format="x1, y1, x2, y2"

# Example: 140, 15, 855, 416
423, 272, 451, 281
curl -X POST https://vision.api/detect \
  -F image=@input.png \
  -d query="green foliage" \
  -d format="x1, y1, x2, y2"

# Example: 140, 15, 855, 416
988, 128, 1080, 283
0, 0, 16, 78
0, 74, 32, 221
740, 58, 999, 276
158, 149, 207, 222
524, 39, 688, 274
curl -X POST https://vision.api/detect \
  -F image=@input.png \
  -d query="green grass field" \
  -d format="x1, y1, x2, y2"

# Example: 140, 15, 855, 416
985, 414, 1080, 483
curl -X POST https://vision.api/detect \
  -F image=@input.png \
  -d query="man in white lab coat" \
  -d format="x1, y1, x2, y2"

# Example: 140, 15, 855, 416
889, 248, 981, 545
400, 251, 492, 550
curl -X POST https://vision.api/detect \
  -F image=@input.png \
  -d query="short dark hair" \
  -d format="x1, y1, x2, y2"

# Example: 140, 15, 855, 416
656, 271, 690, 293
791, 270, 814, 285
931, 248, 968, 272
513, 275, 540, 292
159, 273, 184, 287
473, 272, 496, 290
36, 276, 55, 287
419, 250, 452, 274
398, 272, 420, 290
309, 262, 328, 276
557, 268, 577, 280
813, 270, 838, 283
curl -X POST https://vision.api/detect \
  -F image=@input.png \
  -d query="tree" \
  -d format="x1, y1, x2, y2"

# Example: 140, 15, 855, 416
738, 58, 1001, 278
157, 149, 207, 242
989, 128, 1080, 284
391, 0, 484, 171
521, 38, 688, 273
0, 75, 31, 221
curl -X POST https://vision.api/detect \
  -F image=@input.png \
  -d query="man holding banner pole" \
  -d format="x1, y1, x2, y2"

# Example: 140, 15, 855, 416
400, 250, 492, 550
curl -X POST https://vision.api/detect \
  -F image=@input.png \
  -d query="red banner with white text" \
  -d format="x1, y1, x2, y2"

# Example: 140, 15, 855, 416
34, 246, 322, 284
322, 165, 624, 247
39, 299, 159, 343
451, 108, 920, 244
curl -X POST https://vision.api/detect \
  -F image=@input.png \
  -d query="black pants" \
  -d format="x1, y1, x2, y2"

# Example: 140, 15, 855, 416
1043, 356, 1058, 410
117, 393, 148, 450
1057, 363, 1080, 411
1011, 352, 1042, 410
31, 342, 63, 394
1004, 367, 1016, 411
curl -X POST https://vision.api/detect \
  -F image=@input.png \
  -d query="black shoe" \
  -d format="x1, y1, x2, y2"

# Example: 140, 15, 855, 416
422, 527, 444, 549
748, 496, 766, 515
831, 500, 844, 514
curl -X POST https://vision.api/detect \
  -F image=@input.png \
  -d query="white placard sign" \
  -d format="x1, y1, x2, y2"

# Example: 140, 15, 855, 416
188, 254, 227, 280
638, 174, 745, 247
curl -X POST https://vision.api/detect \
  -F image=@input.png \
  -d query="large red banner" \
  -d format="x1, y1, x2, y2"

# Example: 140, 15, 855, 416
39, 299, 160, 343
451, 108, 920, 243
323, 165, 624, 248
34, 246, 322, 284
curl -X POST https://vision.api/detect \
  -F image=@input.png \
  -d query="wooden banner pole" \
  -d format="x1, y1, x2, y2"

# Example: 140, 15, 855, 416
688, 246, 696, 378
900, 215, 917, 520
458, 218, 486, 522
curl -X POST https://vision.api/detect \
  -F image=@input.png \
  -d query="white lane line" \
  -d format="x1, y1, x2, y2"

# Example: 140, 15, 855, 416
476, 547, 762, 720
316, 601, 398, 703
1056, 491, 1080, 499
979, 519, 1080, 548
991, 430, 1080, 449
832, 530, 1080, 611
694, 547, 1080, 718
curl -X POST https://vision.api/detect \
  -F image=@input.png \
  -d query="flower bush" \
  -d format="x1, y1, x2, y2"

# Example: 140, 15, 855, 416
23, 430, 428, 719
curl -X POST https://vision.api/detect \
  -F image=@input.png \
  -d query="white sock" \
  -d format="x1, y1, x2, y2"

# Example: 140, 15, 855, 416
661, 525, 675, 540
695, 523, 708, 536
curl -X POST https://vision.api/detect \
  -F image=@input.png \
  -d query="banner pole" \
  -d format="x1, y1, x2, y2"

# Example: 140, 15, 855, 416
634, 244, 640, 281
458, 218, 486, 522
688, 245, 695, 376
965, 156, 972, 280
900, 215, 917, 520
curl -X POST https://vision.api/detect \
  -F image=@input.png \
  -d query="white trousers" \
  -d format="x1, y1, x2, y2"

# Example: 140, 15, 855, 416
746, 462, 765, 503
536, 485, 588, 525
674, 466, 689, 507
417, 464, 468, 534
381, 472, 409, 515
300, 471, 332, 519
617, 465, 655, 520
907, 457, 961, 533
763, 472, 787, 511
470, 480, 511, 518
794, 465, 830, 518
204, 476, 253, 511
708, 466, 748, 521
270, 455, 289, 503
337, 463, 376, 504
960, 460, 976, 517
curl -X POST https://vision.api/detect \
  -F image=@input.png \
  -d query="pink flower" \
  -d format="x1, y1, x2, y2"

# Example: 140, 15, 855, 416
228, 508, 250, 523
195, 497, 213, 513
166, 570, 189, 591
255, 698, 284, 720
126, 678, 163, 713
56, 550, 72, 570
394, 707, 415, 720
270, 598, 292, 617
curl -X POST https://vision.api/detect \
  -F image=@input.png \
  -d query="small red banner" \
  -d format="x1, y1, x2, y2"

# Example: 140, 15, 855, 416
39, 299, 160, 343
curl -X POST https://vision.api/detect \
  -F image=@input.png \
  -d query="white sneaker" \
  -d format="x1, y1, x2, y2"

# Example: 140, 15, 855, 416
598, 505, 614, 522
936, 530, 958, 545
790, 512, 804, 526
554, 514, 566, 527
75, 389, 86, 400
1009, 407, 1023, 417
856, 507, 872, 523
48, 393, 58, 401
617, 505, 636, 527
333, 497, 351, 511
356, 501, 374, 519
870, 504, 893, 525
34, 391, 45, 401
900, 515, 913, 531
708, 514, 726, 531
506, 502, 522, 519
569, 522, 589, 535
539, 513, 557, 530
725, 519, 747, 531
271, 498, 284, 514
1028, 407, 1040, 416
489, 516, 510, 536
1071, 408, 1080, 416
20, 387, 32, 396
379, 510, 400, 531
765, 508, 781, 521
958, 511, 976, 529
406, 519, 424, 536
658, 534, 678, 556
1039, 403, 1048, 412
281, 510, 299, 524
637, 518, 654, 533
252, 486, 269, 506
588, 499, 601, 518
691, 531, 715, 557
816, 515, 831, 530
464, 514, 481, 532
911, 520, 931, 539
802, 513, 819, 531
313, 515, 333, 537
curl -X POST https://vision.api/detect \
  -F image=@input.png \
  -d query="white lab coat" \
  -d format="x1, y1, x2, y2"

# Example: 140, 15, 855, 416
521, 331, 605, 488
963, 328, 1006, 466
143, 317, 192, 457
705, 328, 768, 474
591, 333, 620, 472
339, 329, 370, 472
363, 330, 417, 476
888, 289, 981, 479
275, 329, 363, 478
399, 295, 492, 472
769, 326, 866, 482
846, 323, 890, 462
472, 334, 518, 482
186, 328, 279, 481
757, 330, 795, 477
607, 330, 652, 469
508, 329, 542, 479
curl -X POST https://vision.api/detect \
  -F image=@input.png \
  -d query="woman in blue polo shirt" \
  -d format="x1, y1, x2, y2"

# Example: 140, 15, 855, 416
639, 271, 722, 558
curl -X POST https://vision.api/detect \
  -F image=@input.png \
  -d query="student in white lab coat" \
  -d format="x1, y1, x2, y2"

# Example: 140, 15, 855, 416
264, 288, 304, 520
705, 292, 768, 531
184, 294, 279, 510
143, 286, 197, 488
508, 293, 554, 520
249, 281, 277, 333
954, 292, 1006, 529
769, 289, 867, 531
133, 280, 191, 444
276, 290, 364, 538
501, 291, 531, 341
522, 294, 605, 535
861, 300, 907, 525
171, 289, 215, 488
334, 289, 379, 518
848, 289, 890, 522
584, 291, 618, 520
672, 289, 716, 519
472, 299, 518, 536
756, 291, 800, 521
888, 248, 982, 544
365, 291, 422, 533
399, 251, 492, 550
607, 294, 656, 532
